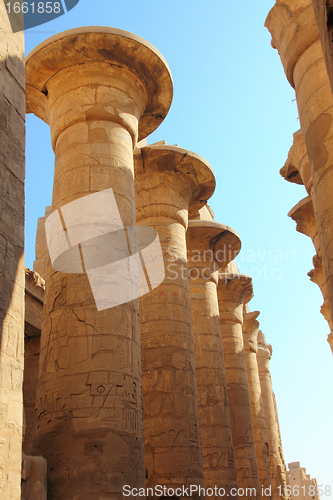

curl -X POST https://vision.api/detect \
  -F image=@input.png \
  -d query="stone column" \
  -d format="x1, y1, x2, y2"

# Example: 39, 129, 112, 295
186, 220, 241, 496
266, 0, 333, 353
0, 4, 25, 499
242, 311, 271, 496
257, 332, 288, 500
217, 274, 261, 499
134, 144, 215, 496
25, 28, 173, 499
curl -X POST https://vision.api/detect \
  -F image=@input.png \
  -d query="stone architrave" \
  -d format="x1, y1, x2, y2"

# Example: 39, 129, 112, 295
25, 27, 173, 499
266, 0, 333, 355
242, 311, 271, 496
217, 274, 261, 499
0, 4, 25, 499
257, 332, 288, 500
134, 144, 215, 496
186, 220, 241, 496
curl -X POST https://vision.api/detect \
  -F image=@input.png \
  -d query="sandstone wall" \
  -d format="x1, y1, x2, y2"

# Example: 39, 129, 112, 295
0, 4, 25, 499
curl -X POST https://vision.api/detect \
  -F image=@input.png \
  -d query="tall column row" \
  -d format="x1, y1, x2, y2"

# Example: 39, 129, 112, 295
134, 144, 215, 496
25, 25, 287, 500
217, 274, 261, 499
266, 0, 333, 354
26, 27, 173, 499
257, 333, 288, 500
186, 221, 241, 497
242, 310, 271, 495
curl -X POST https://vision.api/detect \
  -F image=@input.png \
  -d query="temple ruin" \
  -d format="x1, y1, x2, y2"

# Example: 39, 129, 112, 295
0, 0, 329, 498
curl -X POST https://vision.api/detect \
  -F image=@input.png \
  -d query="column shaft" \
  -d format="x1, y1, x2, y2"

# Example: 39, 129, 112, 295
217, 275, 261, 499
134, 145, 215, 496
35, 88, 144, 499
187, 222, 241, 497
243, 312, 271, 496
257, 335, 287, 500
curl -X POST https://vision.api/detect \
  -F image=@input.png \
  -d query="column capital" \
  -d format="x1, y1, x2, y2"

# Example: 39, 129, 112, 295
265, 0, 319, 88
307, 254, 331, 325
134, 144, 215, 226
189, 202, 215, 221
187, 220, 241, 266
243, 311, 260, 353
280, 129, 313, 193
257, 331, 272, 363
288, 196, 318, 246
308, 254, 325, 289
328, 333, 333, 351
26, 27, 173, 148
217, 273, 253, 306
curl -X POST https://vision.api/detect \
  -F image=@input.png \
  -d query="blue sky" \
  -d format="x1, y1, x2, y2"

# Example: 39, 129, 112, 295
24, 0, 333, 488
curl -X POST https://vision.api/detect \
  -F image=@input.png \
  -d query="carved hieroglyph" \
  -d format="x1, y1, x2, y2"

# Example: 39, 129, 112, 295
217, 274, 261, 499
0, 4, 25, 500
266, 0, 333, 354
25, 28, 173, 499
134, 144, 215, 496
242, 311, 271, 496
257, 332, 288, 500
187, 220, 241, 497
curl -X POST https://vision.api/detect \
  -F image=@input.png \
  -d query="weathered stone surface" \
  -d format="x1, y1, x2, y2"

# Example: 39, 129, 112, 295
257, 332, 288, 500
217, 274, 261, 499
242, 310, 271, 496
26, 28, 173, 499
0, 4, 25, 500
187, 220, 241, 497
134, 144, 215, 496
266, 0, 333, 355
